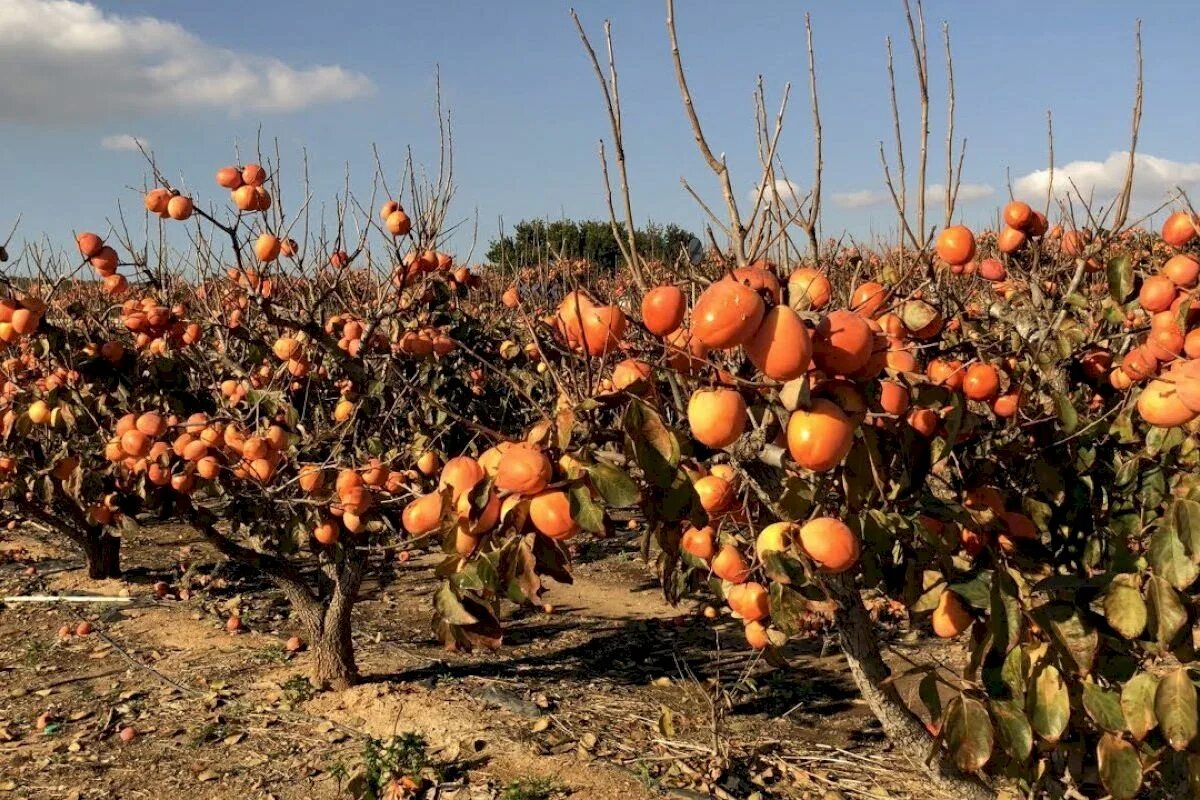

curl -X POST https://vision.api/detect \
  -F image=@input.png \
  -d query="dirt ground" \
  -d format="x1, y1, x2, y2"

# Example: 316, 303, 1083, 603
0, 525, 947, 800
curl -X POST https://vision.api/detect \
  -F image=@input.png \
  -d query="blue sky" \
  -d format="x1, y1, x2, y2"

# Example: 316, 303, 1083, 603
2, 0, 1198, 259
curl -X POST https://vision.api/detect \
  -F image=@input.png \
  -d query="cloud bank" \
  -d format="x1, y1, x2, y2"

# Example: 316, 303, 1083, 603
0, 0, 374, 124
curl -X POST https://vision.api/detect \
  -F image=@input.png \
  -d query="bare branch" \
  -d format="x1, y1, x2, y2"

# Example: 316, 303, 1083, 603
1112, 19, 1143, 232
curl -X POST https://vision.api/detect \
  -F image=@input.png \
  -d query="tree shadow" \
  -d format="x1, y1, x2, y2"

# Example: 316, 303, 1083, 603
362, 610, 860, 720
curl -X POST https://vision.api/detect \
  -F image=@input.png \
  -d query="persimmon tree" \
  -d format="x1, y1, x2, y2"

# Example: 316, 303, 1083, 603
418, 5, 1200, 799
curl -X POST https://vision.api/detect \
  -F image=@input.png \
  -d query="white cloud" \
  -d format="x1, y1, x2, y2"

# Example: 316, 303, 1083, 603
833, 183, 994, 210
1014, 152, 1200, 205
0, 0, 374, 124
832, 189, 888, 209
100, 134, 146, 152
748, 178, 805, 207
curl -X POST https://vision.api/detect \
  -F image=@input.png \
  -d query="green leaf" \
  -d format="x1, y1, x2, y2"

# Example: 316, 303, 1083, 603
1171, 498, 1200, 562
1146, 575, 1188, 648
990, 568, 1022, 656
1028, 664, 1070, 743
1107, 254, 1134, 303
944, 696, 993, 773
1097, 732, 1143, 800
989, 699, 1033, 762
763, 551, 808, 587
1155, 667, 1199, 751
568, 483, 605, 534
1032, 603, 1097, 676
1103, 574, 1147, 640
623, 401, 680, 488
1000, 645, 1029, 704
586, 462, 639, 508
434, 583, 478, 626
1121, 672, 1159, 741
1082, 682, 1127, 733
948, 571, 992, 610
1054, 393, 1078, 435
1148, 525, 1200, 590
918, 672, 942, 724
767, 583, 809, 636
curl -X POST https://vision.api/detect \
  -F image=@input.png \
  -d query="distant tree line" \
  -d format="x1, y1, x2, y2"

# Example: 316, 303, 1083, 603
485, 219, 697, 270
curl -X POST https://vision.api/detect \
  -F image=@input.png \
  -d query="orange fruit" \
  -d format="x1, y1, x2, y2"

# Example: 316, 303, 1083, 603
691, 279, 766, 349
166, 195, 193, 221
962, 363, 1000, 402
755, 522, 795, 557
932, 590, 972, 638
744, 304, 812, 381
935, 225, 976, 266
727, 582, 770, 622
641, 285, 686, 337
812, 310, 873, 375
1162, 211, 1197, 248
787, 268, 831, 310
997, 226, 1026, 254
1163, 254, 1200, 288
849, 282, 888, 318
76, 232, 104, 259
402, 493, 444, 535
495, 444, 552, 495
254, 234, 281, 263
694, 475, 735, 514
798, 517, 860, 573
1003, 200, 1033, 231
711, 544, 750, 583
1139, 274, 1177, 313
681, 525, 716, 560
1137, 376, 1199, 427
439, 456, 485, 500
744, 620, 770, 649
529, 490, 578, 540
787, 399, 855, 472
687, 388, 746, 449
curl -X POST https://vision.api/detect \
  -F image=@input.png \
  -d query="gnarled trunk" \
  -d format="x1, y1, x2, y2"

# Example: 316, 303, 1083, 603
268, 540, 365, 691
310, 599, 358, 691
824, 574, 995, 800
83, 530, 122, 580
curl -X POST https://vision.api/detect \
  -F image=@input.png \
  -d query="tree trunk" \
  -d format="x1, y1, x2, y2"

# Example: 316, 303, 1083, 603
311, 602, 358, 691
299, 545, 365, 691
83, 531, 121, 580
824, 573, 996, 800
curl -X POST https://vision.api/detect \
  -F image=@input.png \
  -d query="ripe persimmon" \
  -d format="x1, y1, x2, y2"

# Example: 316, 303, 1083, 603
932, 590, 972, 637
529, 489, 578, 540
1003, 200, 1033, 231
1162, 211, 1197, 248
798, 516, 859, 573
403, 493, 444, 535
849, 281, 888, 318
935, 225, 976, 266
255, 234, 281, 262
711, 544, 750, 583
744, 305, 811, 381
691, 279, 765, 349
682, 525, 716, 560
787, 398, 855, 472
787, 268, 831, 310
812, 310, 873, 375
727, 582, 769, 621
640, 285, 686, 337
687, 388, 746, 449
962, 363, 1001, 402
495, 444, 552, 495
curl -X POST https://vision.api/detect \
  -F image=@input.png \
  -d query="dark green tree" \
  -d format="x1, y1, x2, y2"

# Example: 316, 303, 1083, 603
486, 219, 696, 270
